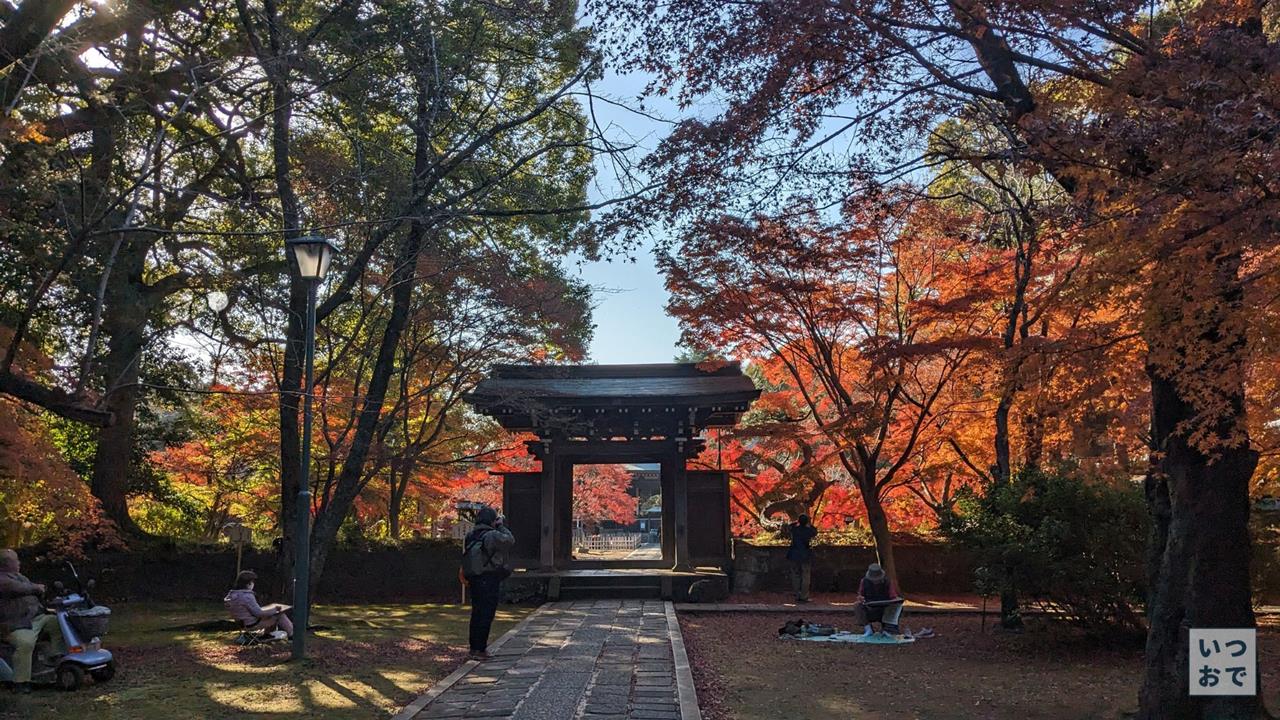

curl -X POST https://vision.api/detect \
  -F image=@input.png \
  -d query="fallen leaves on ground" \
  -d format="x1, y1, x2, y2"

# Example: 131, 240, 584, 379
679, 612, 1280, 720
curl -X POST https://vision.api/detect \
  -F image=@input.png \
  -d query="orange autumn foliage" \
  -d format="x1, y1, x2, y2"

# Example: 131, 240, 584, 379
0, 397, 120, 556
144, 383, 280, 540
663, 197, 991, 580
572, 464, 639, 527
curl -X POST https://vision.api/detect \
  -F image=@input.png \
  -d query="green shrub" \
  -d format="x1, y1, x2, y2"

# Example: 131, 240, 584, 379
940, 466, 1149, 635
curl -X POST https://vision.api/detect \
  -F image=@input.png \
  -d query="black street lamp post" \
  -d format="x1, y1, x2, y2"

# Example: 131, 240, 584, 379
286, 235, 337, 661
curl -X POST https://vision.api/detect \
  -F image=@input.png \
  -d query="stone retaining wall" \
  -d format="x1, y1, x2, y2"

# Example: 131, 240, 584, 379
730, 540, 975, 595
732, 540, 1280, 603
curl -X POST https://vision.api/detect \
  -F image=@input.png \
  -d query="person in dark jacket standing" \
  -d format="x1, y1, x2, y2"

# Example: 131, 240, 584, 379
785, 515, 818, 603
0, 549, 63, 693
462, 507, 515, 661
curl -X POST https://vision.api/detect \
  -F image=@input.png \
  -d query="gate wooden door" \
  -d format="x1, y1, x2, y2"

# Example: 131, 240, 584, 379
685, 470, 731, 568
500, 472, 541, 567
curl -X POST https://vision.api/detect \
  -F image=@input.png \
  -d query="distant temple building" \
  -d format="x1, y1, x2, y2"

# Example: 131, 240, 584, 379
610, 464, 662, 539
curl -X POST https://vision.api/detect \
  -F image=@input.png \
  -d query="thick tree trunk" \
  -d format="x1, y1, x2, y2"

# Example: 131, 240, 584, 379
0, 0, 77, 74
995, 389, 1023, 635
1138, 250, 1260, 719
998, 587, 1022, 630
843, 450, 899, 588
89, 237, 148, 535
992, 394, 1023, 629
1138, 372, 1259, 719
90, 367, 139, 532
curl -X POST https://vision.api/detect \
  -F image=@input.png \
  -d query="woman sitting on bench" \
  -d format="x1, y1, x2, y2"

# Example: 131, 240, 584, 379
224, 570, 293, 641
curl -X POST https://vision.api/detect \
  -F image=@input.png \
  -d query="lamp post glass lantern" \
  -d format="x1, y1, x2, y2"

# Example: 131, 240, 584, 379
286, 235, 336, 660
287, 235, 338, 279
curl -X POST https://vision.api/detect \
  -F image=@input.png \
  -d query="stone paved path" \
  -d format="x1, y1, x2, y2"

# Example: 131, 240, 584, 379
397, 600, 696, 720
623, 545, 663, 560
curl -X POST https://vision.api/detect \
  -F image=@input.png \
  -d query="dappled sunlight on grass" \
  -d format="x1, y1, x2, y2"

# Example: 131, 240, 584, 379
0, 601, 534, 720
312, 674, 397, 709
206, 681, 307, 713
379, 667, 426, 690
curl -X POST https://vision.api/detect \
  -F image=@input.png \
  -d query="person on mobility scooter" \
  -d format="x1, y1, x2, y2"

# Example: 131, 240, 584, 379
0, 549, 114, 693
1, 548, 63, 693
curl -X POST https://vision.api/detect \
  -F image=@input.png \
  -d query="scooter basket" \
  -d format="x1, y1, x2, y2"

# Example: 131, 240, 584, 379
68, 606, 111, 638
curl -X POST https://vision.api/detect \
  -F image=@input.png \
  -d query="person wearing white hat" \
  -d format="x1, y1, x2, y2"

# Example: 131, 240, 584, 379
854, 563, 904, 636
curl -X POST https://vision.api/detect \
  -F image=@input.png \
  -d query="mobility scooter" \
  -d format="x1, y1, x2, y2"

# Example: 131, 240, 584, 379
0, 562, 114, 691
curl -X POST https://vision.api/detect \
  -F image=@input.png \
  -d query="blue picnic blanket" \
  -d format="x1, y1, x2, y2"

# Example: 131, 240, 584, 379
782, 630, 917, 644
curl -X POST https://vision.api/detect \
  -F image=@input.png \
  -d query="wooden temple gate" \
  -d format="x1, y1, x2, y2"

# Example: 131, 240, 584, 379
467, 363, 759, 574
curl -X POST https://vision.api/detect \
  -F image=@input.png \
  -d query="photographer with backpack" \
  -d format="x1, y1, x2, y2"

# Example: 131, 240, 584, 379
460, 507, 515, 661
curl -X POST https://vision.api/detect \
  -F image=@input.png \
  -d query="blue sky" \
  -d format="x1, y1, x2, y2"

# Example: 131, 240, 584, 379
572, 252, 682, 365
570, 55, 684, 365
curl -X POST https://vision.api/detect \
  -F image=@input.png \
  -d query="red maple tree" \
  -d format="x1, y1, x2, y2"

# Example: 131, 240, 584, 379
572, 464, 639, 527
662, 198, 984, 584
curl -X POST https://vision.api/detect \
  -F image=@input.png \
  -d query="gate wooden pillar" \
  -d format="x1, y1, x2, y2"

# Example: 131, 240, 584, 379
660, 457, 675, 566
539, 439, 557, 571
672, 451, 691, 571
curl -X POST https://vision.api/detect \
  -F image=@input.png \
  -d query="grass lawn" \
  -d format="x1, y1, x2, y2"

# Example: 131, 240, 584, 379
0, 601, 532, 720
680, 612, 1280, 720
